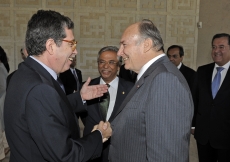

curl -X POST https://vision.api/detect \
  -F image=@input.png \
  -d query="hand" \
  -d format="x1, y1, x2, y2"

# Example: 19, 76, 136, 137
92, 121, 112, 143
80, 77, 108, 100
191, 128, 195, 135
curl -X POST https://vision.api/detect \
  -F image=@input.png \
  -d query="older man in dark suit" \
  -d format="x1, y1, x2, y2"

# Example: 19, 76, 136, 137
4, 10, 112, 162
59, 55, 82, 95
81, 46, 134, 162
108, 19, 193, 161
193, 33, 230, 162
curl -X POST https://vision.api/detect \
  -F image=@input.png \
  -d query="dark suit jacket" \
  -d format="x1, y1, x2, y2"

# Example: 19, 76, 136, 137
81, 77, 134, 162
109, 56, 193, 161
119, 64, 137, 83
179, 63, 196, 91
4, 57, 103, 162
194, 62, 230, 149
59, 68, 82, 95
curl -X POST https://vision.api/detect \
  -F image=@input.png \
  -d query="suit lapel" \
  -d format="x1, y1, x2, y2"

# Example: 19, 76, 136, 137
24, 57, 74, 113
87, 77, 104, 121
114, 56, 166, 117
109, 79, 129, 122
205, 63, 215, 99
215, 66, 230, 100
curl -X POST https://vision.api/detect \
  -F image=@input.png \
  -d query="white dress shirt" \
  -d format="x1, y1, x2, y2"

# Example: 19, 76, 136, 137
137, 54, 165, 81
212, 61, 230, 89
100, 76, 119, 121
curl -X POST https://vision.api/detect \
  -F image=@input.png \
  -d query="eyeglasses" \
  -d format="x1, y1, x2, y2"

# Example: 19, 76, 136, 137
212, 45, 229, 51
62, 40, 77, 52
167, 54, 180, 59
98, 60, 118, 67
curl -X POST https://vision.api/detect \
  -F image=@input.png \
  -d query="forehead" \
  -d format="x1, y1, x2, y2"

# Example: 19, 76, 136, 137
64, 28, 74, 39
213, 37, 228, 45
121, 23, 139, 42
99, 51, 118, 60
167, 48, 180, 55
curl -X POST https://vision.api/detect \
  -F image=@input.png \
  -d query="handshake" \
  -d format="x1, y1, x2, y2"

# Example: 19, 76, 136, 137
92, 121, 112, 143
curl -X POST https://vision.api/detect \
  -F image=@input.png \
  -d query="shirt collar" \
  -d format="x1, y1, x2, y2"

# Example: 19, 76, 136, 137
100, 76, 119, 89
137, 53, 165, 81
177, 62, 182, 69
30, 56, 57, 80
214, 61, 230, 70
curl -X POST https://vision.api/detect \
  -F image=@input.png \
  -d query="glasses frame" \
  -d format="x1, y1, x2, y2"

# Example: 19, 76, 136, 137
97, 60, 118, 67
62, 39, 77, 52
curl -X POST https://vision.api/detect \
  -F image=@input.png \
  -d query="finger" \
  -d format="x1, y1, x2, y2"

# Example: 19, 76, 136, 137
84, 77, 91, 87
103, 123, 108, 130
103, 138, 108, 143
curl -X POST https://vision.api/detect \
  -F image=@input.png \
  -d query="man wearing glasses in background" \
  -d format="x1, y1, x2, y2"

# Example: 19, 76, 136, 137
193, 33, 230, 162
80, 46, 134, 162
4, 10, 112, 162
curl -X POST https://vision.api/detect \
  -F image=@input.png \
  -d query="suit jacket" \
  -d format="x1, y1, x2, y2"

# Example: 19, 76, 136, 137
4, 57, 103, 162
179, 63, 196, 91
59, 68, 82, 95
194, 62, 230, 149
119, 64, 137, 83
109, 56, 194, 162
80, 77, 134, 162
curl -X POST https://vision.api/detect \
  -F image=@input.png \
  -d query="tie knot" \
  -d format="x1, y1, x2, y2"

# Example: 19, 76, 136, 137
216, 67, 224, 72
106, 83, 110, 88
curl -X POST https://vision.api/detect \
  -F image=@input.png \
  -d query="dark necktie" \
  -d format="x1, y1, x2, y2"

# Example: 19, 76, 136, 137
72, 69, 79, 91
57, 77, 66, 93
99, 84, 110, 121
212, 67, 224, 98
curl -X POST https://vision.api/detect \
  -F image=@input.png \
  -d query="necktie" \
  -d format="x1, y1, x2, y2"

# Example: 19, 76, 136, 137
212, 67, 224, 98
72, 69, 79, 91
57, 77, 66, 93
99, 84, 110, 121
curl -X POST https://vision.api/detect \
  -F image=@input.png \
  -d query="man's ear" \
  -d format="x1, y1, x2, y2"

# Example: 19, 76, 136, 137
144, 38, 153, 53
46, 39, 55, 55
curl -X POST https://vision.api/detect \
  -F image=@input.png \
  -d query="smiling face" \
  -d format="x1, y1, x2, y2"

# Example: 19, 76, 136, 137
212, 37, 230, 66
98, 50, 120, 83
117, 23, 145, 73
54, 28, 77, 73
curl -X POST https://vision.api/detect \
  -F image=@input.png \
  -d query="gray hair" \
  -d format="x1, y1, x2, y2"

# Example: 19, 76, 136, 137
97, 46, 122, 67
137, 19, 164, 51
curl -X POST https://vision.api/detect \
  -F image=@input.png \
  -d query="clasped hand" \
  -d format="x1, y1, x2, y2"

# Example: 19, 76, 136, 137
92, 121, 112, 143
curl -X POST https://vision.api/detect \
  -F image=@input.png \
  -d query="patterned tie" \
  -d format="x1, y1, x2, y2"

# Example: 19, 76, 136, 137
57, 77, 66, 93
99, 84, 110, 121
212, 67, 224, 98
72, 69, 79, 91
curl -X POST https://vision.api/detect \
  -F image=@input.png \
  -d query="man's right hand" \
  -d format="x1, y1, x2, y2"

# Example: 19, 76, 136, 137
92, 121, 112, 143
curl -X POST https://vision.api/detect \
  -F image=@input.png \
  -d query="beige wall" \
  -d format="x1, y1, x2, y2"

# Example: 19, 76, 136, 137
197, 0, 230, 68
0, 0, 199, 81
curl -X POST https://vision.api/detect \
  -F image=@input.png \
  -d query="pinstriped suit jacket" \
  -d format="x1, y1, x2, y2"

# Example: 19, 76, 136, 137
109, 56, 194, 162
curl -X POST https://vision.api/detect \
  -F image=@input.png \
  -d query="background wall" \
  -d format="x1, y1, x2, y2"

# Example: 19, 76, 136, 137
197, 0, 230, 68
0, 0, 199, 81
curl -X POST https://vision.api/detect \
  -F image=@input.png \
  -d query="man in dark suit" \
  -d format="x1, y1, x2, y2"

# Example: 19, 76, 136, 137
81, 46, 134, 162
108, 19, 193, 161
166, 45, 196, 90
118, 64, 137, 83
4, 10, 112, 162
59, 55, 82, 95
193, 33, 230, 162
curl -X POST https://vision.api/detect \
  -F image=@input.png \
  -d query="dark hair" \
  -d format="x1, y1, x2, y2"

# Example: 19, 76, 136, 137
25, 10, 74, 56
0, 46, 10, 72
138, 19, 164, 52
98, 46, 122, 67
211, 33, 230, 45
167, 45, 184, 57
